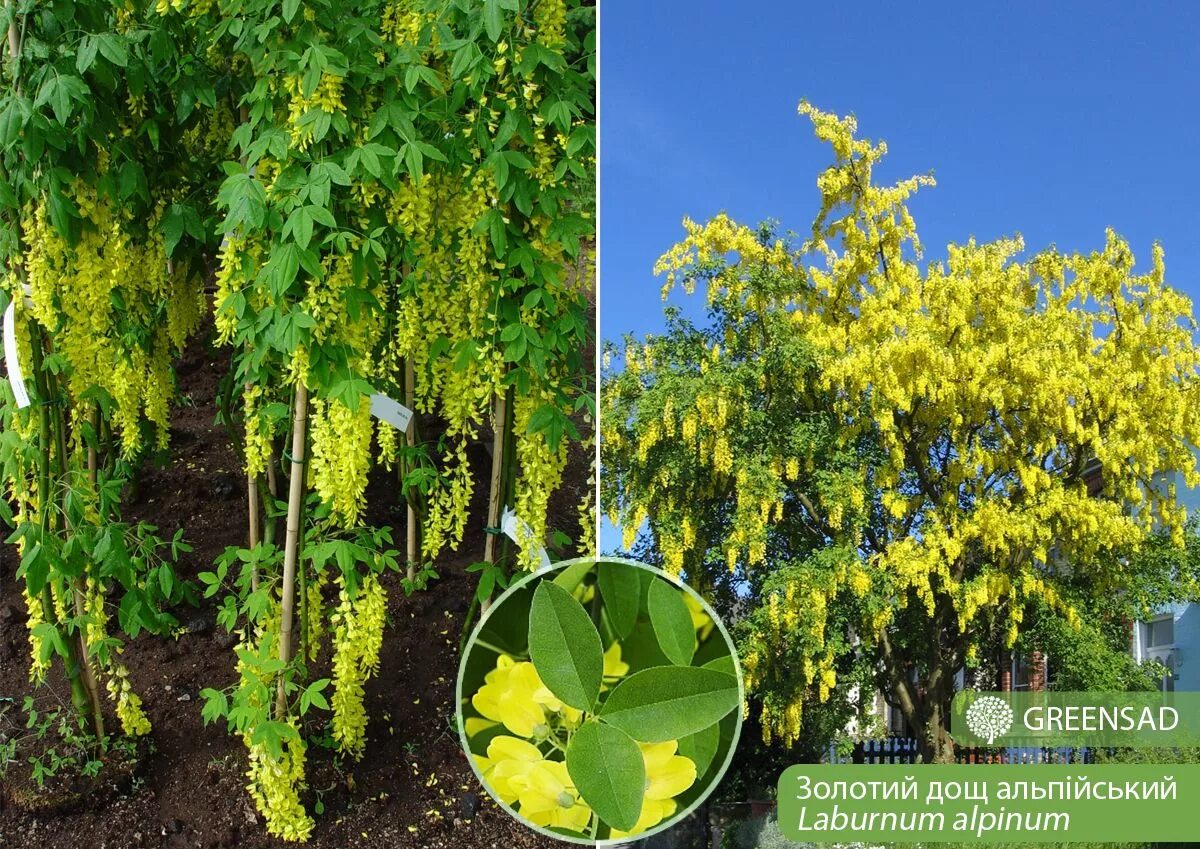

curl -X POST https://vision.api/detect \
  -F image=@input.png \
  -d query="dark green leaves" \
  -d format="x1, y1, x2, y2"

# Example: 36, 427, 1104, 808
527, 581, 603, 711
565, 721, 645, 832
482, 0, 505, 42
678, 722, 721, 779
217, 167, 266, 233
647, 576, 695, 665
33, 74, 89, 125
599, 666, 739, 742
598, 561, 640, 640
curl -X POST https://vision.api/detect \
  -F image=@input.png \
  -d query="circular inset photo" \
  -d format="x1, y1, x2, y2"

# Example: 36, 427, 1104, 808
456, 557, 743, 844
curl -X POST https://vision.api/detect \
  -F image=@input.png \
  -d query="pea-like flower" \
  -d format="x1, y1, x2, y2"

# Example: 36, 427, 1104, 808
474, 735, 545, 805
603, 641, 630, 682
472, 654, 571, 737
510, 759, 592, 832
684, 592, 715, 641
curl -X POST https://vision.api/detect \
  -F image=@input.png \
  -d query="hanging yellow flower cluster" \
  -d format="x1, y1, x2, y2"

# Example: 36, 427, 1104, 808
245, 729, 314, 843
17, 186, 204, 456
603, 101, 1200, 748
329, 574, 387, 758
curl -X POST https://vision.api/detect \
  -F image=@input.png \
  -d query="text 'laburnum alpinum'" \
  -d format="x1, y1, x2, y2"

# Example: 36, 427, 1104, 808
602, 102, 1200, 762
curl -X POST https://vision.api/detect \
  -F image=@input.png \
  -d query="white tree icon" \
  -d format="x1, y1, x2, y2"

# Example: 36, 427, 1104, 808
965, 695, 1014, 744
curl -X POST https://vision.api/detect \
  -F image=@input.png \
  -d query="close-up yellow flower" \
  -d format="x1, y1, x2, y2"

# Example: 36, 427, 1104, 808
603, 641, 630, 681
460, 562, 741, 841
511, 760, 593, 833
474, 735, 546, 805
472, 655, 551, 737
684, 592, 715, 641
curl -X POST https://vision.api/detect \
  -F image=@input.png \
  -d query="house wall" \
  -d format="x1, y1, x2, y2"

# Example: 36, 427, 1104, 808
1137, 463, 1200, 691
1174, 604, 1200, 691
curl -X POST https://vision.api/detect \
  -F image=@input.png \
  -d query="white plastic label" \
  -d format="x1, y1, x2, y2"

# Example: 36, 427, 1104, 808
3, 301, 30, 409
501, 505, 551, 569
369, 392, 414, 433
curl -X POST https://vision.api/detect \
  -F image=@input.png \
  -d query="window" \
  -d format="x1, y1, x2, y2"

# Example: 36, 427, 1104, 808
1012, 652, 1049, 691
1142, 616, 1177, 693
1146, 616, 1175, 649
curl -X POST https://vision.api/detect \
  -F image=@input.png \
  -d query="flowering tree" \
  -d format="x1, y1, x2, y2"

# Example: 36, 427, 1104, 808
602, 103, 1200, 762
185, 0, 595, 839
0, 0, 216, 744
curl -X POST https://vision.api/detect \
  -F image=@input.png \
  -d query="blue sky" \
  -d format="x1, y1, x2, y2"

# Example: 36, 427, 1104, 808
597, 1, 1200, 549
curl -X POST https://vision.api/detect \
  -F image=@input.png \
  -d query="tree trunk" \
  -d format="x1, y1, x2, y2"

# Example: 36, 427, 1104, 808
919, 701, 956, 763
480, 391, 507, 613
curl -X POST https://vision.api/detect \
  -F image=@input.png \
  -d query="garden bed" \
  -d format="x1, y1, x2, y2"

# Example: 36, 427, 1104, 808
0, 330, 582, 848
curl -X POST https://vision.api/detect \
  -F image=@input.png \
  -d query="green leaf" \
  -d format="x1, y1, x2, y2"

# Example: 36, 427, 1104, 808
157, 564, 174, 598
597, 561, 640, 640
162, 204, 187, 256
482, 0, 504, 42
598, 666, 739, 742
76, 36, 100, 73
702, 655, 737, 677
200, 688, 228, 725
300, 678, 330, 713
677, 721, 721, 780
282, 0, 301, 23
527, 580, 603, 711
97, 34, 128, 68
551, 559, 593, 594
647, 577, 696, 665
565, 721, 645, 831
32, 622, 67, 664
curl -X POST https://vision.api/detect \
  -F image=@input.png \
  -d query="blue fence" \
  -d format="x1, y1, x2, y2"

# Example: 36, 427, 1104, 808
824, 737, 1096, 764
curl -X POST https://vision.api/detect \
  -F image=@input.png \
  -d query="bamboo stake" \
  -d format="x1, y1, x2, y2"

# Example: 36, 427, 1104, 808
275, 382, 308, 718
404, 357, 417, 582
480, 391, 508, 613
248, 473, 261, 549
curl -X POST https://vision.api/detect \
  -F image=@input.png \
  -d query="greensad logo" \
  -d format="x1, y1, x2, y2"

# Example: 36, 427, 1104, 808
964, 695, 1014, 743
952, 692, 1200, 747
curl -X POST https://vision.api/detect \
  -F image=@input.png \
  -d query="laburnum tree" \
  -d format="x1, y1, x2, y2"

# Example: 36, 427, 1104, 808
601, 103, 1200, 762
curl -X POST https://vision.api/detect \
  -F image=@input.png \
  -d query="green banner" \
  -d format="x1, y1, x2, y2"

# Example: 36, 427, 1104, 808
951, 691, 1200, 747
778, 764, 1200, 842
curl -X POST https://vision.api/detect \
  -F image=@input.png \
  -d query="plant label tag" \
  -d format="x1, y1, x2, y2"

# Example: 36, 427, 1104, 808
501, 505, 551, 569
369, 392, 413, 433
3, 301, 30, 409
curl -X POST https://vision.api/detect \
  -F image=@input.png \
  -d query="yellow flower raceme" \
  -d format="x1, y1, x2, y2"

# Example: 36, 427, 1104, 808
330, 574, 387, 758
245, 728, 314, 843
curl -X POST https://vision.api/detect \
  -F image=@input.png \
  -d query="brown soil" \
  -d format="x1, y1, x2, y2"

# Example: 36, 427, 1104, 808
0, 329, 585, 849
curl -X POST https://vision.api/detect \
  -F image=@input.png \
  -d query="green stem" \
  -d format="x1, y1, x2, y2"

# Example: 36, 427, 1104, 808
471, 637, 518, 658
